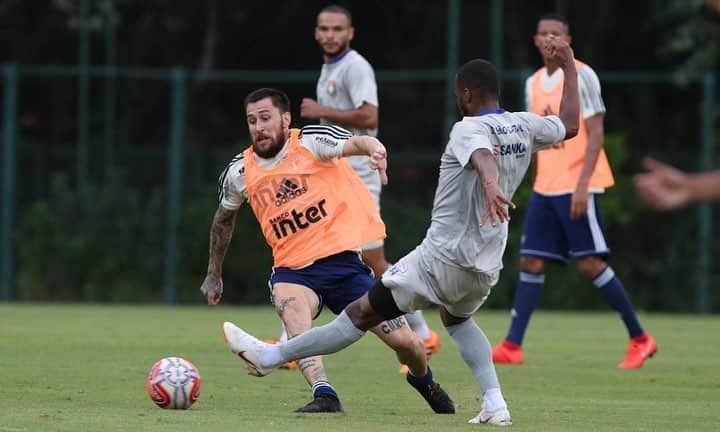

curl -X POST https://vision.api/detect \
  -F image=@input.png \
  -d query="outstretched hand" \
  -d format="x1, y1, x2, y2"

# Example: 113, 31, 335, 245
480, 180, 516, 227
634, 157, 691, 211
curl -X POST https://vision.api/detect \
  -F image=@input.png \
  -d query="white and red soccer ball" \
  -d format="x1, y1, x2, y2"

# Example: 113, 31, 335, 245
146, 356, 201, 409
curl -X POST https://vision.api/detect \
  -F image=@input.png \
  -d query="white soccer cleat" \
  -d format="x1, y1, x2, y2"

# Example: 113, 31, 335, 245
468, 408, 513, 426
221, 321, 275, 377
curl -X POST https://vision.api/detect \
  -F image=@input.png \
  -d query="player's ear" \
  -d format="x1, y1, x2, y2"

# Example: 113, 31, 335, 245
282, 111, 291, 126
565, 34, 572, 45
464, 88, 473, 106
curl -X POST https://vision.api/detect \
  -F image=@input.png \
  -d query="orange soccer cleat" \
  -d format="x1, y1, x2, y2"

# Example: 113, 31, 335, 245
399, 330, 442, 374
491, 340, 524, 365
264, 339, 297, 370
618, 333, 657, 369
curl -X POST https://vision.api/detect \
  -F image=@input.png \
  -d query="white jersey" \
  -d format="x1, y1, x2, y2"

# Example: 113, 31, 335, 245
217, 125, 351, 210
422, 109, 566, 273
525, 65, 605, 119
317, 49, 378, 180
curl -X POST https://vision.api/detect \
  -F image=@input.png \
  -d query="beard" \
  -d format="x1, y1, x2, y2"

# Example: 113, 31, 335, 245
323, 40, 349, 59
253, 120, 287, 159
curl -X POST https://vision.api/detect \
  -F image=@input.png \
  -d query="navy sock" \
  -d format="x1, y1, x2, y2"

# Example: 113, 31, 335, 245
593, 266, 644, 338
406, 366, 434, 390
506, 271, 545, 346
312, 381, 339, 401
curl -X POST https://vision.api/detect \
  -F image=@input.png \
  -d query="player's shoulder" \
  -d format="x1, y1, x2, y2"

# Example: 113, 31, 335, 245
344, 50, 374, 69
576, 61, 600, 81
574, 58, 591, 70
450, 116, 491, 140
218, 153, 245, 183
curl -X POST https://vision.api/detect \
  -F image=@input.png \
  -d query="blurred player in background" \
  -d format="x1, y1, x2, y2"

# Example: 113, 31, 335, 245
492, 13, 657, 369
201, 88, 453, 414
221, 36, 581, 426
634, 158, 720, 210
298, 4, 441, 373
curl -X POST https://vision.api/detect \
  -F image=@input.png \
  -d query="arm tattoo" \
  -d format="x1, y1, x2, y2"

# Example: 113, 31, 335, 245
207, 206, 238, 275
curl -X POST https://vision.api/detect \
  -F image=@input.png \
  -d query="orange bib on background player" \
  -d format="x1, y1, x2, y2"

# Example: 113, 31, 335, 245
531, 59, 614, 194
243, 129, 386, 268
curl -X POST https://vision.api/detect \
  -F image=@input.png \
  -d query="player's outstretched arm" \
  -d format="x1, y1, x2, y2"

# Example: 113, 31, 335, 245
200, 205, 238, 305
544, 37, 579, 139
634, 157, 720, 210
470, 148, 516, 227
342, 136, 388, 184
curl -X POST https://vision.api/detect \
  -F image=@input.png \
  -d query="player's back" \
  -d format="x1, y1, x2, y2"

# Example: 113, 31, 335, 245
423, 110, 565, 273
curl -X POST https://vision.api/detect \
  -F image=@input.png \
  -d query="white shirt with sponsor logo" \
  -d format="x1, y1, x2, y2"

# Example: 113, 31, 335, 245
218, 125, 350, 211
317, 49, 378, 181
422, 109, 566, 273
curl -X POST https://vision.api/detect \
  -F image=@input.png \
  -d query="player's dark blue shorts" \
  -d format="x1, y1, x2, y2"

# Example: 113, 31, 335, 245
268, 251, 375, 316
520, 192, 610, 263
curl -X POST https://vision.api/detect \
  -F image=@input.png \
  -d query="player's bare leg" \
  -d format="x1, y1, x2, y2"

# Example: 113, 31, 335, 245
363, 246, 442, 372
368, 315, 425, 375
272, 282, 343, 412
222, 286, 455, 413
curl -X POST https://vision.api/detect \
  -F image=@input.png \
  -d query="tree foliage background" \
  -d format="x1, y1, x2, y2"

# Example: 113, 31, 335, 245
2, 0, 718, 310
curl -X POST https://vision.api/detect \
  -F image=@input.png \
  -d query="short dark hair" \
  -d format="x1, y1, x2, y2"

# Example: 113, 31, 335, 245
538, 13, 570, 33
319, 4, 352, 24
456, 59, 500, 100
243, 88, 290, 113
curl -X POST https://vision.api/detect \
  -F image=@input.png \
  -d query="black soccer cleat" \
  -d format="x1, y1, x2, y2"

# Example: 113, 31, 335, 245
294, 395, 344, 413
410, 381, 455, 414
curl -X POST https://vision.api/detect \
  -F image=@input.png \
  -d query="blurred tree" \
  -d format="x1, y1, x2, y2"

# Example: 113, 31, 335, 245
658, 0, 720, 84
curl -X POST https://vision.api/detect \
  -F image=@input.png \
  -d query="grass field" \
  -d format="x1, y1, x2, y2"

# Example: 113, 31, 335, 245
1, 304, 719, 431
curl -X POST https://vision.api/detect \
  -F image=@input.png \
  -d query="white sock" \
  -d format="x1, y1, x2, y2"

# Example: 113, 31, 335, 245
404, 310, 431, 340
259, 343, 284, 368
482, 387, 507, 412
279, 323, 288, 343
278, 311, 365, 362
446, 318, 500, 391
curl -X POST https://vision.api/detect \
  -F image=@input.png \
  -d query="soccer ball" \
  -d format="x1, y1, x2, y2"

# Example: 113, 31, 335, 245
146, 356, 201, 409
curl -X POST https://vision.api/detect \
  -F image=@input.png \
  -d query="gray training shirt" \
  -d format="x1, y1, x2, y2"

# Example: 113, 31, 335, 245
422, 109, 566, 274
316, 49, 378, 184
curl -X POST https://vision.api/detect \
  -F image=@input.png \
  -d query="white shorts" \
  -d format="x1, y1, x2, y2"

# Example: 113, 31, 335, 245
381, 244, 500, 318
354, 162, 383, 251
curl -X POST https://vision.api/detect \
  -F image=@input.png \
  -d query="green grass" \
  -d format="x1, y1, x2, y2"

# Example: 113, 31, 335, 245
1, 304, 719, 431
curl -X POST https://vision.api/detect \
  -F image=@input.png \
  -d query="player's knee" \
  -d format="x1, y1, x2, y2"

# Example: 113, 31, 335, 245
439, 306, 468, 327
273, 296, 309, 321
577, 257, 605, 280
345, 295, 383, 331
394, 331, 424, 358
520, 256, 545, 273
